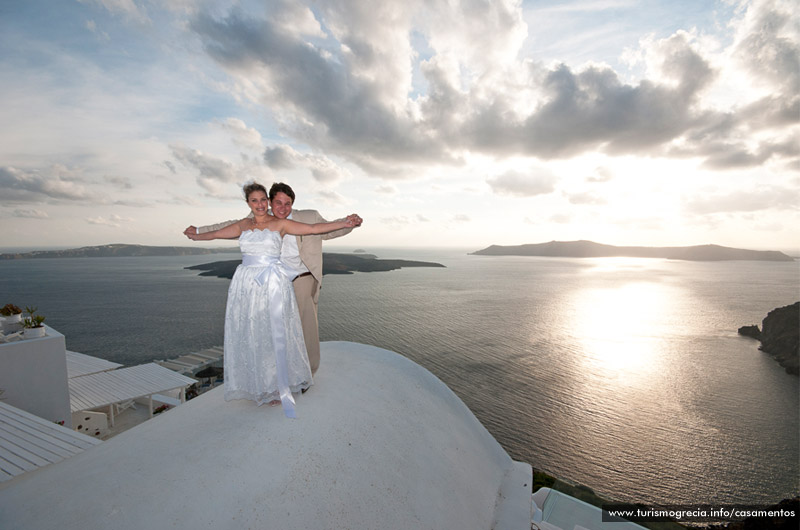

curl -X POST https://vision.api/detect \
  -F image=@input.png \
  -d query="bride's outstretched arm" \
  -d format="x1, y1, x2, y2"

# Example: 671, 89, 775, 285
185, 219, 245, 241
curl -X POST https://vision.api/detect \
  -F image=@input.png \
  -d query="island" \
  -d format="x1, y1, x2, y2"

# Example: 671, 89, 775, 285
0, 244, 445, 276
0, 243, 238, 259
470, 241, 795, 261
738, 302, 800, 375
186, 252, 445, 279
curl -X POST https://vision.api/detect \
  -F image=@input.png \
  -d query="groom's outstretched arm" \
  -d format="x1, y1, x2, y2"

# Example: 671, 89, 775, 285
302, 211, 361, 240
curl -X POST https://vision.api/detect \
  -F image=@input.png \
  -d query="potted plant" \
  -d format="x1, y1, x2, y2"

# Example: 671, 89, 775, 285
22, 306, 46, 339
1, 304, 23, 333
1, 303, 23, 322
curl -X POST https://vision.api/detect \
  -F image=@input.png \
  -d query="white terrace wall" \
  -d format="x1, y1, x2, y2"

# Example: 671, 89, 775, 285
0, 326, 72, 427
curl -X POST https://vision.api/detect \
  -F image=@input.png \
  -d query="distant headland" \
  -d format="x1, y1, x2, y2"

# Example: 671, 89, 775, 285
187, 253, 445, 278
0, 243, 238, 260
0, 244, 446, 275
471, 240, 795, 262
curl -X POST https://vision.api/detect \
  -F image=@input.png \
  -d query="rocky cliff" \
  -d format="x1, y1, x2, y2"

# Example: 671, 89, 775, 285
739, 302, 799, 375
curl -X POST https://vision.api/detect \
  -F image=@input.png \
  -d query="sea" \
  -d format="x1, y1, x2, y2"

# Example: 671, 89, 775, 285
0, 247, 797, 507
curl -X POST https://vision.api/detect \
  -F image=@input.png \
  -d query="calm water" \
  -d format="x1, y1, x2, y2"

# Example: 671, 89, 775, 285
0, 248, 797, 506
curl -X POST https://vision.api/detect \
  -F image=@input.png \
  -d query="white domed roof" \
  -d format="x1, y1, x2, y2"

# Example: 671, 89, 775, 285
0, 342, 532, 529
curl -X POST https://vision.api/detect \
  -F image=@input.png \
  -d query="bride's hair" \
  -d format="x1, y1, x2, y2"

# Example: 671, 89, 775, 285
243, 182, 268, 200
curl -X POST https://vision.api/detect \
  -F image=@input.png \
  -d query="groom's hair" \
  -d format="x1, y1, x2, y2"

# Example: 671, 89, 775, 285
269, 182, 295, 203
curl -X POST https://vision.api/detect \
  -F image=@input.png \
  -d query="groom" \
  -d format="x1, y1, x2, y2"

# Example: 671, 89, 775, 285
184, 182, 362, 374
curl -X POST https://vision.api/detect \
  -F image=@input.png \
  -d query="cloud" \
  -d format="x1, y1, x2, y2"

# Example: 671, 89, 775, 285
169, 144, 241, 194
264, 144, 350, 183
732, 0, 799, 96
86, 214, 133, 227
451, 214, 470, 223
104, 175, 133, 189
380, 215, 412, 226
167, 195, 204, 207
219, 118, 263, 151
375, 185, 398, 194
684, 187, 799, 215
486, 170, 557, 197
85, 19, 110, 41
586, 166, 614, 183
263, 145, 297, 170
564, 190, 607, 205
549, 213, 572, 224
308, 157, 350, 184
13, 209, 49, 219
686, 131, 800, 170
187, 0, 798, 177
315, 189, 347, 205
78, 0, 151, 25
0, 165, 97, 202
189, 3, 451, 170
504, 38, 714, 158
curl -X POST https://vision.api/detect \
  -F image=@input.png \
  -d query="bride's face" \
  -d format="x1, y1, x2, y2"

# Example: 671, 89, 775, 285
247, 190, 269, 216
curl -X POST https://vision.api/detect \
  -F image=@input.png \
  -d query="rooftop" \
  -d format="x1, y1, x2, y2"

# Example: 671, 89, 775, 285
0, 341, 532, 529
65, 350, 122, 378
0, 402, 100, 483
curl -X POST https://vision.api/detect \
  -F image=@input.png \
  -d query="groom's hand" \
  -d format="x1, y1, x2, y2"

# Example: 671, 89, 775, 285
183, 225, 198, 239
346, 214, 363, 227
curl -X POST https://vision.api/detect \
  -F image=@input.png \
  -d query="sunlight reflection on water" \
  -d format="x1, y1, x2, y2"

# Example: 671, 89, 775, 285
319, 253, 799, 506
573, 281, 674, 376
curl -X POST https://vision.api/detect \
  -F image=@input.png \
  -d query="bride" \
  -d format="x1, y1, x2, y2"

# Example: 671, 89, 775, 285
186, 182, 360, 418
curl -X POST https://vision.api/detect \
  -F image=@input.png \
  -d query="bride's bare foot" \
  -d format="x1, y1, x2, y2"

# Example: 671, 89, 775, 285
268, 399, 280, 406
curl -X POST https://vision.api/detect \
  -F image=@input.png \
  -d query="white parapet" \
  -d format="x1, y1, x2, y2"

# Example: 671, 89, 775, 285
0, 341, 532, 529
0, 325, 71, 427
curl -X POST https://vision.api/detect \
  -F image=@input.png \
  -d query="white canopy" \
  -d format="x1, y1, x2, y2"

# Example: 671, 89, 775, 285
69, 363, 197, 424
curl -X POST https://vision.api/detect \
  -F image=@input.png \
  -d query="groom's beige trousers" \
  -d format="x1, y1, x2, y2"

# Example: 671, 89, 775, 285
293, 274, 320, 374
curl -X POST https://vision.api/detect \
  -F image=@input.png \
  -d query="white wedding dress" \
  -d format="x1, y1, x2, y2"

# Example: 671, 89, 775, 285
223, 229, 311, 418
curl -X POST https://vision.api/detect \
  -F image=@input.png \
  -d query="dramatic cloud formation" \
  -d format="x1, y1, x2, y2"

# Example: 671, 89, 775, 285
188, 0, 797, 174
0, 0, 797, 250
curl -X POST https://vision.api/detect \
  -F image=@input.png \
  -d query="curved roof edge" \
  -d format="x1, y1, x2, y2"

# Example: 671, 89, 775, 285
0, 341, 532, 529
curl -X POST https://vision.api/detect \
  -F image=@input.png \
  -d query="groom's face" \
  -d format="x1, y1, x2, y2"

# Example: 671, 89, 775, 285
271, 191, 293, 219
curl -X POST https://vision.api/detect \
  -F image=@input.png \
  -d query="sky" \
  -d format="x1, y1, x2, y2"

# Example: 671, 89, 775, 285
1, 0, 798, 252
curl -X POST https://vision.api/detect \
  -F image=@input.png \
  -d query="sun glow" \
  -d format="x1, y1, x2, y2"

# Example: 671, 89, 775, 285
573, 280, 676, 378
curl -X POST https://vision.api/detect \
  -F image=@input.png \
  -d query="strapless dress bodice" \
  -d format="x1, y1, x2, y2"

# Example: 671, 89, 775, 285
239, 229, 282, 257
